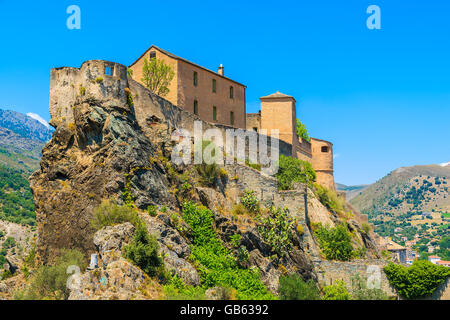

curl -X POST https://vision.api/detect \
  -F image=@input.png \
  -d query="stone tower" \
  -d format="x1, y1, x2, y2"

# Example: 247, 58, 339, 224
311, 138, 335, 190
260, 91, 299, 158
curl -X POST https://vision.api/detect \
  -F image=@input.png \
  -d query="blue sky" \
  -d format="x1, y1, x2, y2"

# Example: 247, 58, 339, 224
0, 0, 449, 185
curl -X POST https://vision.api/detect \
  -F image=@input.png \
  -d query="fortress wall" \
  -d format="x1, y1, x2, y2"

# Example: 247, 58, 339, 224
129, 78, 293, 164
50, 60, 292, 168
313, 259, 396, 297
295, 138, 313, 163
245, 113, 261, 132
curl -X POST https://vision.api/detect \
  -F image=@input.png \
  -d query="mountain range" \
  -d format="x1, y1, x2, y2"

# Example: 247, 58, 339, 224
0, 108, 53, 226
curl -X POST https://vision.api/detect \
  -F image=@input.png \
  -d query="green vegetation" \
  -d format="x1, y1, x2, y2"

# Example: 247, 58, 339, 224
17, 249, 87, 300
384, 260, 450, 299
123, 223, 163, 277
90, 199, 140, 230
163, 275, 207, 300
2, 236, 16, 249
196, 163, 221, 187
275, 155, 316, 190
0, 165, 35, 226
180, 202, 274, 300
314, 224, 355, 261
278, 274, 320, 300
240, 189, 260, 215
296, 119, 310, 142
141, 57, 175, 97
147, 205, 158, 217
257, 206, 296, 258
322, 280, 352, 300
314, 183, 348, 217
351, 274, 389, 300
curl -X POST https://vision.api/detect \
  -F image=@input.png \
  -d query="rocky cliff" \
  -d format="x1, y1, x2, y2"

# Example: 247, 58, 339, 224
27, 60, 388, 299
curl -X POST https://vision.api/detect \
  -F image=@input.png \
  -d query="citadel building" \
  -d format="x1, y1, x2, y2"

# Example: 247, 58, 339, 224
129, 46, 336, 190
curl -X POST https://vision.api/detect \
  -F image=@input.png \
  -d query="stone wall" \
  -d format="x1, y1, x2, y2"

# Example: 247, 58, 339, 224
313, 259, 397, 297
129, 77, 293, 167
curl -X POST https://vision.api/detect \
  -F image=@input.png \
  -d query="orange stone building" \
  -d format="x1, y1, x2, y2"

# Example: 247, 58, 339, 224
129, 46, 335, 190
129, 45, 246, 129
246, 91, 336, 190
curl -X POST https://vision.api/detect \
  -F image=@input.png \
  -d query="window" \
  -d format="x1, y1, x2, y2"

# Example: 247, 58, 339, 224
193, 71, 198, 87
212, 79, 216, 93
194, 100, 198, 115
150, 51, 156, 60
105, 65, 113, 76
253, 127, 258, 132
230, 86, 234, 99
213, 106, 217, 121
321, 146, 329, 153
230, 111, 234, 125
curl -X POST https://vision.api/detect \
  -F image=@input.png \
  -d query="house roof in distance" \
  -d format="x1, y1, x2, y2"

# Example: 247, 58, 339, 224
129, 45, 246, 88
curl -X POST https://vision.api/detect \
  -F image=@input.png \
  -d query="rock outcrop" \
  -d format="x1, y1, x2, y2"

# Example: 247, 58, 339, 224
28, 59, 389, 299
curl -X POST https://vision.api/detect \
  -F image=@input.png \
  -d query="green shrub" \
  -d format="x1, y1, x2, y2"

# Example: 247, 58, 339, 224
2, 236, 16, 249
383, 260, 450, 299
314, 183, 347, 217
257, 206, 295, 257
20, 249, 87, 300
275, 155, 316, 190
90, 200, 140, 230
181, 202, 274, 300
240, 189, 260, 215
361, 223, 371, 235
147, 205, 158, 217
314, 224, 354, 261
196, 163, 221, 187
351, 274, 389, 300
123, 223, 163, 277
296, 119, 310, 142
164, 275, 207, 300
322, 280, 352, 300
278, 274, 320, 300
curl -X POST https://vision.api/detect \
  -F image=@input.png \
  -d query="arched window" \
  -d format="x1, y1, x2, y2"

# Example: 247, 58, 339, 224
229, 86, 234, 99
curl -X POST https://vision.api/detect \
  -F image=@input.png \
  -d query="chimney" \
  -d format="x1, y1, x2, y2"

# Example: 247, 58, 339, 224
218, 64, 224, 76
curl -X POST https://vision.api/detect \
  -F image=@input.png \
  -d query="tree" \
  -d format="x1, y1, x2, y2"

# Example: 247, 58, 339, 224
322, 280, 352, 300
384, 260, 450, 299
141, 58, 175, 97
296, 119, 310, 142
275, 155, 316, 190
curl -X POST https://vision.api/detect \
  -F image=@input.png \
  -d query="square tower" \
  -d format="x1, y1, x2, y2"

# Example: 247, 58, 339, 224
260, 91, 299, 156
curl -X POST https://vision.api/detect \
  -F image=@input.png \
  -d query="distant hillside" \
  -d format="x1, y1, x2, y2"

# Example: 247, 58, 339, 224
336, 183, 369, 201
350, 164, 450, 218
0, 109, 52, 173
0, 109, 52, 142
0, 109, 51, 226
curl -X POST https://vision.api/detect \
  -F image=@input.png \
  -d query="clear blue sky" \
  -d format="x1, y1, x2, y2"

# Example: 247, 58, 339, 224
0, 0, 449, 185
